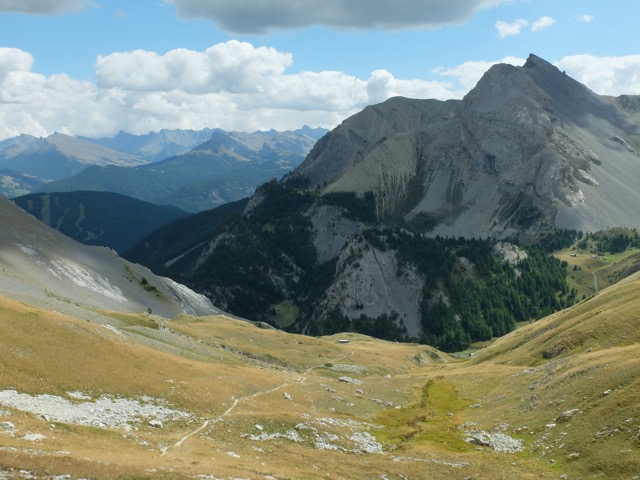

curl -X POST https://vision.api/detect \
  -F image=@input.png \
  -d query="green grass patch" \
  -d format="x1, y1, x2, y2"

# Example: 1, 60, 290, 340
104, 312, 159, 330
374, 378, 471, 452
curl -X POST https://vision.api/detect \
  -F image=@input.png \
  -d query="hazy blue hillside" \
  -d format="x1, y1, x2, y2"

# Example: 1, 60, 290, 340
41, 128, 323, 212
13, 191, 187, 254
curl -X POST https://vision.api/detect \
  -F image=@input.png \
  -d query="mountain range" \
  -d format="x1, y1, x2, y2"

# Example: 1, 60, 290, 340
38, 127, 326, 212
1, 183, 639, 477
0, 127, 326, 211
2, 53, 640, 478
124, 54, 640, 345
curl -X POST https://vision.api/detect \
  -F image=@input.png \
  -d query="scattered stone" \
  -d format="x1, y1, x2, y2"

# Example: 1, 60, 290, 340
325, 387, 336, 393
338, 376, 362, 385
464, 430, 523, 453
556, 409, 580, 423
566, 452, 580, 460
255, 424, 264, 431
0, 389, 190, 431
22, 432, 45, 442
603, 389, 611, 396
283, 392, 293, 400
355, 389, 365, 395
469, 404, 481, 408
226, 451, 240, 458
67, 391, 92, 400
0, 421, 15, 433
372, 398, 383, 405
331, 364, 366, 373
149, 420, 163, 428
545, 423, 557, 429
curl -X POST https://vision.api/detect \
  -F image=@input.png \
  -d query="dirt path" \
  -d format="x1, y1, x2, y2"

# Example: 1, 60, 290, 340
167, 382, 292, 454
166, 352, 354, 453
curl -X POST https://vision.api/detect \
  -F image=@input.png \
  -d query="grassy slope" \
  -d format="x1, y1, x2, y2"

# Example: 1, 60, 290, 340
2, 271, 640, 478
554, 246, 640, 300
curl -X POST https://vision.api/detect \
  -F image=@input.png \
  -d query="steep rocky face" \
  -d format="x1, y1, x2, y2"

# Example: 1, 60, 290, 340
294, 54, 640, 239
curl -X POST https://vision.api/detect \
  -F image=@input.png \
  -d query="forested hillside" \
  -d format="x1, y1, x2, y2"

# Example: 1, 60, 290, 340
137, 181, 572, 351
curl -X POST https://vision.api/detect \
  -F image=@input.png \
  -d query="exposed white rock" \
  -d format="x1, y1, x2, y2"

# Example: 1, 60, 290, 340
0, 389, 190, 431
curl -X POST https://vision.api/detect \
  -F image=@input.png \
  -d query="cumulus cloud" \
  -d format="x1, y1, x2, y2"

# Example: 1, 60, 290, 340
0, 42, 460, 140
2, 44, 639, 142
531, 16, 555, 32
0, 48, 34, 79
96, 41, 293, 94
434, 56, 525, 92
555, 54, 640, 95
495, 19, 528, 38
168, 0, 506, 33
0, 0, 94, 15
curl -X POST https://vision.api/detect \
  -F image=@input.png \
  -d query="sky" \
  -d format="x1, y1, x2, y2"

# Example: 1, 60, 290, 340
0, 0, 639, 141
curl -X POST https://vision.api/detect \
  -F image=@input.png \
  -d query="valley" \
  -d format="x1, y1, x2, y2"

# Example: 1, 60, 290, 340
1, 270, 639, 479
1, 53, 640, 480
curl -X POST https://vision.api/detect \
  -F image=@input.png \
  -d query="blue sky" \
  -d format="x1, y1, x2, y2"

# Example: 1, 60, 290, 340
0, 0, 639, 140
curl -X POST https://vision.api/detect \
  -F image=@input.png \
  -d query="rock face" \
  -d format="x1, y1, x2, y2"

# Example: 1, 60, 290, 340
318, 238, 425, 337
295, 54, 640, 239
0, 196, 220, 318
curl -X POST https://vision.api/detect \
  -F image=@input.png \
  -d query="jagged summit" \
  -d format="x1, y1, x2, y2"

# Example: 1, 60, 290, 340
293, 54, 640, 238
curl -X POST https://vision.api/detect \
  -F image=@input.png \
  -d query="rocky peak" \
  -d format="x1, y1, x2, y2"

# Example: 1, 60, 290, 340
291, 53, 640, 239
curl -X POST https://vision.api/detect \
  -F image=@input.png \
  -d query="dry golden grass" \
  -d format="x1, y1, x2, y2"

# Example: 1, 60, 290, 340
1, 275, 640, 479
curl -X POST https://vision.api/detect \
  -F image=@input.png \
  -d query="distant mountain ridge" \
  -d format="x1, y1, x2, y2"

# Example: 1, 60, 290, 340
0, 133, 146, 183
78, 128, 216, 163
41, 127, 327, 212
0, 127, 327, 204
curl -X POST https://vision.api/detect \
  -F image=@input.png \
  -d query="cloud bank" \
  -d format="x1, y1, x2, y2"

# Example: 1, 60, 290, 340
1, 42, 639, 141
168, 0, 506, 33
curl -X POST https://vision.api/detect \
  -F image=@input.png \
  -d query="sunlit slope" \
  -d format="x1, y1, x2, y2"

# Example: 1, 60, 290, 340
2, 272, 640, 478
1, 294, 556, 480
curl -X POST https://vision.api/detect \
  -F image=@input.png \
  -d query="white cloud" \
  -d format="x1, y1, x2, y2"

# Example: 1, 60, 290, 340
3, 45, 639, 142
434, 56, 525, 92
0, 0, 94, 15
555, 54, 640, 95
576, 14, 595, 24
531, 16, 555, 32
0, 48, 34, 80
0, 42, 460, 141
96, 41, 292, 94
168, 0, 507, 33
495, 19, 528, 38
